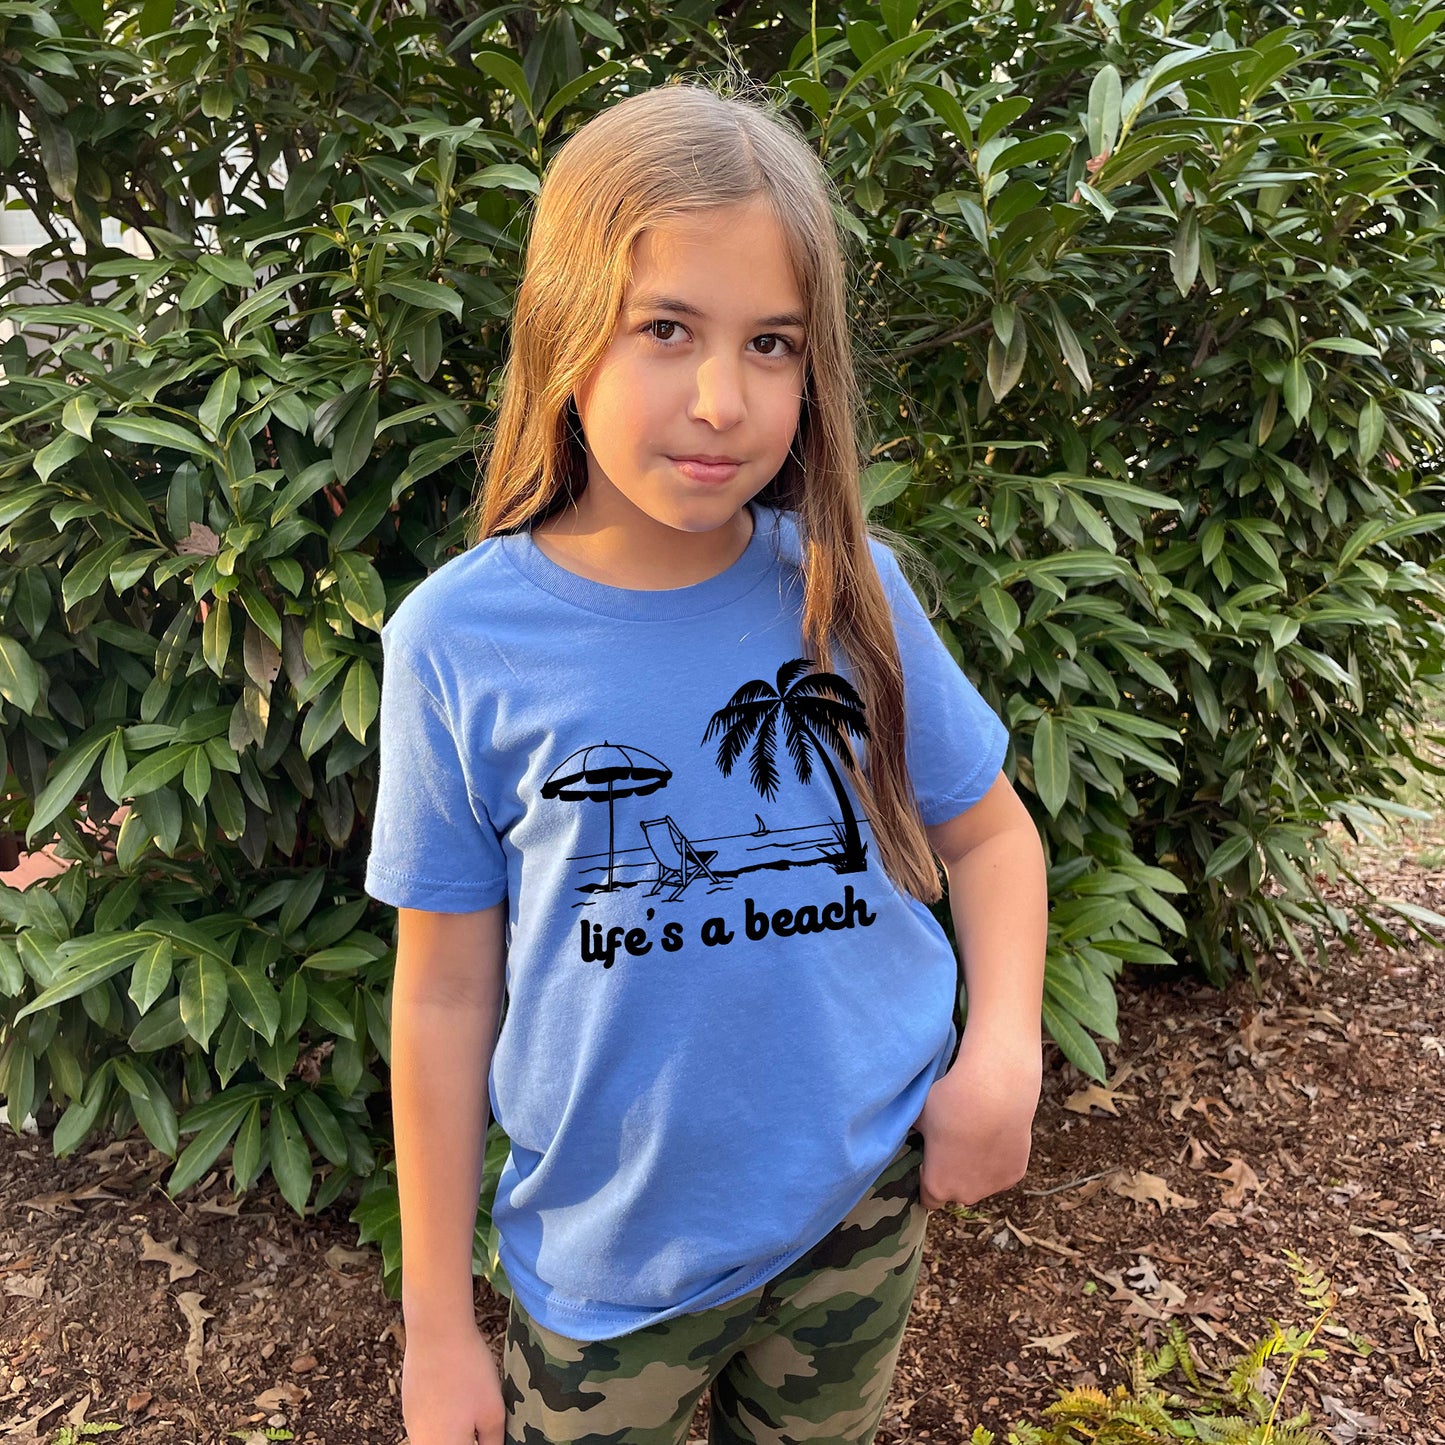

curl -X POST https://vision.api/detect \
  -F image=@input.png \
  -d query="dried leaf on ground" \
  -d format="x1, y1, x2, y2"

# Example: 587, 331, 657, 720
1105, 1168, 1199, 1213
1023, 1331, 1080, 1357
174, 1291, 212, 1386
139, 1231, 200, 1283
1208, 1157, 1262, 1207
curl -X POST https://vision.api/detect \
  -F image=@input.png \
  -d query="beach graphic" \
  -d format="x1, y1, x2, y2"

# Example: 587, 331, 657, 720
539, 657, 873, 906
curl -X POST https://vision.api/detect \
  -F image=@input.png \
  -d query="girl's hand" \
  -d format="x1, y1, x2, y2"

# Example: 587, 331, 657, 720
911, 1028, 1042, 1212
401, 1320, 506, 1444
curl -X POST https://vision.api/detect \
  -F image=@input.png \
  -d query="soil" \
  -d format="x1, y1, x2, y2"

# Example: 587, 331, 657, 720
1, 818, 1441, 1445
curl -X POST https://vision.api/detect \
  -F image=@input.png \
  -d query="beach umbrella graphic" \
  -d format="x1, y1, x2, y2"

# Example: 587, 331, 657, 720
540, 742, 672, 890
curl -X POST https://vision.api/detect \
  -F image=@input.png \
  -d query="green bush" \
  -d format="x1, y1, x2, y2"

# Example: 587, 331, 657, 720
2, 0, 1444, 1292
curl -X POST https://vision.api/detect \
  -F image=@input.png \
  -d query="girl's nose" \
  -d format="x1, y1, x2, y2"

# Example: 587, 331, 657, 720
688, 354, 746, 430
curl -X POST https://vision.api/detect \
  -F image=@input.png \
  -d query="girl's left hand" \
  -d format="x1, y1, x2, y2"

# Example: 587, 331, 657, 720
911, 1029, 1043, 1212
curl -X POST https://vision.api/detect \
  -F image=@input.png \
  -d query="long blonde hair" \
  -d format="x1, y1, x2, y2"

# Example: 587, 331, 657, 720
465, 76, 948, 904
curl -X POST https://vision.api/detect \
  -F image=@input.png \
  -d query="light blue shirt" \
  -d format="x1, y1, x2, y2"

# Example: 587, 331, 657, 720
364, 502, 1009, 1340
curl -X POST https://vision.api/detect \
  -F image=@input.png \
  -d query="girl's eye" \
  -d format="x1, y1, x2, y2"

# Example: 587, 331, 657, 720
752, 333, 797, 358
642, 320, 798, 357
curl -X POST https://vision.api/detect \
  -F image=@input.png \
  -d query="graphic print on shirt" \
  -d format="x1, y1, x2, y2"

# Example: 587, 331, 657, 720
539, 657, 873, 906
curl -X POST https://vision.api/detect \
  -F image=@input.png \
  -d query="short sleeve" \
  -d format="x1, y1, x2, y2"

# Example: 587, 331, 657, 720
363, 631, 508, 912
873, 541, 1010, 825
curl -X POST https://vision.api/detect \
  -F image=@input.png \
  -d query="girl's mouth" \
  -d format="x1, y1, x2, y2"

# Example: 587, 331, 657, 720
671, 458, 742, 482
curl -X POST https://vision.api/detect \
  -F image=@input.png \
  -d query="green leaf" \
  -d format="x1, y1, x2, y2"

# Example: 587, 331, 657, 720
61, 393, 100, 440
183, 744, 212, 805
836, 30, 937, 106
539, 60, 625, 127
167, 1101, 249, 1197
34, 430, 87, 483
302, 944, 374, 975
1086, 64, 1123, 157
860, 462, 913, 515
221, 270, 321, 337
333, 388, 379, 485
27, 728, 114, 840
463, 161, 541, 194
469, 47, 533, 114
333, 552, 386, 632
986, 316, 1027, 401
1044, 957, 1118, 1041
203, 596, 232, 676
227, 963, 282, 1045
294, 1090, 348, 1166
978, 96, 1031, 147
13, 933, 147, 1022
53, 1065, 113, 1157
179, 956, 229, 1049
1041, 992, 1107, 1081
198, 367, 240, 441
300, 687, 345, 758
378, 279, 463, 319
128, 935, 174, 1015
1357, 398, 1384, 463
1282, 356, 1312, 426
279, 870, 328, 940
101, 415, 217, 459
1170, 208, 1199, 296
1204, 831, 1256, 880
1303, 336, 1379, 358
979, 585, 1021, 640
269, 1102, 314, 1214
408, 313, 442, 382
61, 536, 130, 611
113, 1058, 179, 1157
121, 745, 190, 797
1047, 302, 1091, 392
128, 994, 188, 1052
341, 659, 380, 742
0, 636, 42, 713
232, 1100, 265, 1189
198, 253, 256, 288
1031, 715, 1070, 817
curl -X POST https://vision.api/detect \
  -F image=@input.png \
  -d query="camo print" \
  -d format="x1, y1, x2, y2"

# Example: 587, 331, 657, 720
501, 1129, 926, 1445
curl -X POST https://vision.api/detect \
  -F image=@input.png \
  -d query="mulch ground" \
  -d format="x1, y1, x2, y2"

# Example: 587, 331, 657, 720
1, 819, 1441, 1445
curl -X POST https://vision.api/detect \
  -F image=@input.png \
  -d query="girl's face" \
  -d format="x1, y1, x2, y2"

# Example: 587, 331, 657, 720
570, 197, 808, 540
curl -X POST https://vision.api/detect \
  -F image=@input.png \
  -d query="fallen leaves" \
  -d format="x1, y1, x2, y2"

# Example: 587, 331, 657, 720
1394, 1279, 1439, 1360
1000, 1217, 1083, 1260
1207, 1157, 1262, 1208
174, 1291, 213, 1386
1064, 1066, 1138, 1117
254, 1382, 308, 1410
138, 1231, 200, 1283
1023, 1330, 1079, 1357
1347, 1224, 1415, 1262
1104, 1168, 1199, 1213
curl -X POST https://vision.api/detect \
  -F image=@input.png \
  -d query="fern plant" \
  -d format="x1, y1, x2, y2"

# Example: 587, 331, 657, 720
966, 1254, 1369, 1445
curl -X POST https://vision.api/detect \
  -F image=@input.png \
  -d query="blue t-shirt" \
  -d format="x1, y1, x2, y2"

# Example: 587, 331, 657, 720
364, 501, 1008, 1340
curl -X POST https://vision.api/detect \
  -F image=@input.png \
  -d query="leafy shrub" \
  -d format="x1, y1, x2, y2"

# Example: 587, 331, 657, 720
1, 1, 1443, 1289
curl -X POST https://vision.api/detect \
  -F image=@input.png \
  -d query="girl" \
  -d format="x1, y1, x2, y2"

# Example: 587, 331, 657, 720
366, 77, 1047, 1445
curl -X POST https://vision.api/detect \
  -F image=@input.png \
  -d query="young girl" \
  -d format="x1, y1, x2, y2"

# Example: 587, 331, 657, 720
365, 78, 1047, 1445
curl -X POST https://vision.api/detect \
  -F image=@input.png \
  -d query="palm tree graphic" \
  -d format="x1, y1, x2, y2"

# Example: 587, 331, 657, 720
702, 657, 871, 875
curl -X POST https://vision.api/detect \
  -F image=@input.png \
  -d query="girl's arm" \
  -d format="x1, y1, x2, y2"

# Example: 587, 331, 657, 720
392, 903, 507, 1332
913, 773, 1048, 1210
391, 904, 511, 1444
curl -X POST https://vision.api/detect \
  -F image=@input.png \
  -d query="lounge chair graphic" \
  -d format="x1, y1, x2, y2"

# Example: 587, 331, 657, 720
639, 816, 720, 901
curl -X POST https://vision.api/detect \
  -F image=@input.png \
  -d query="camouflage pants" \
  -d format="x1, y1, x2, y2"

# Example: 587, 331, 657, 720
501, 1129, 927, 1445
